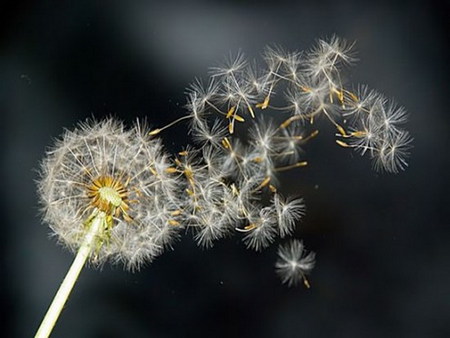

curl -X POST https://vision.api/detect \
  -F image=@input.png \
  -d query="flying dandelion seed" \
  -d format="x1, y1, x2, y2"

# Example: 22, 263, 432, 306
276, 239, 316, 288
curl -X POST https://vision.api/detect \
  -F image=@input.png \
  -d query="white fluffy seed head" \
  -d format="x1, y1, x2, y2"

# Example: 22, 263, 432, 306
38, 118, 183, 270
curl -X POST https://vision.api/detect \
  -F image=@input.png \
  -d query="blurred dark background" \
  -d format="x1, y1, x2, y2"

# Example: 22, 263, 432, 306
2, 0, 449, 337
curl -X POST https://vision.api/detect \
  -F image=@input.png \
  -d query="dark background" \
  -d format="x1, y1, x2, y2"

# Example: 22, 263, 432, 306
2, 0, 449, 337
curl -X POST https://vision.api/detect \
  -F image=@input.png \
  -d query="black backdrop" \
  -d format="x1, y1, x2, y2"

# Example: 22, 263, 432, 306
2, 1, 449, 337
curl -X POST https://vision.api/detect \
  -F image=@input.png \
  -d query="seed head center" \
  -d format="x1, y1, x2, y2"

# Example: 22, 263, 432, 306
87, 176, 132, 222
98, 186, 122, 207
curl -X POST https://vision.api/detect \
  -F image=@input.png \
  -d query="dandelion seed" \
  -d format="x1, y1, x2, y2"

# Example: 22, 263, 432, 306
272, 194, 305, 238
242, 208, 278, 251
275, 239, 315, 287
305, 35, 356, 82
373, 130, 413, 173
210, 50, 247, 77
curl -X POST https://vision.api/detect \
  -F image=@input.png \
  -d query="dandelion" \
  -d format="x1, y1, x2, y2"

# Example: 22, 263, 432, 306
36, 36, 411, 337
36, 118, 182, 337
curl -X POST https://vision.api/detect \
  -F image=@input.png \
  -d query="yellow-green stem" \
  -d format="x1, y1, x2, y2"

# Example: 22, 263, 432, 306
35, 212, 105, 338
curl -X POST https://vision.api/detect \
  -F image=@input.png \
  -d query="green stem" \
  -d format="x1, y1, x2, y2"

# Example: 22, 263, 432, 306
35, 212, 105, 338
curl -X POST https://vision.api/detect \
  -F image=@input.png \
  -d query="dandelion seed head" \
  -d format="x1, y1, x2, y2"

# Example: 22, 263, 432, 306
38, 118, 183, 270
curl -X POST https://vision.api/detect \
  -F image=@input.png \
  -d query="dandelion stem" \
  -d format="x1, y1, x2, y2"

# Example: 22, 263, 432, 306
35, 212, 105, 338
